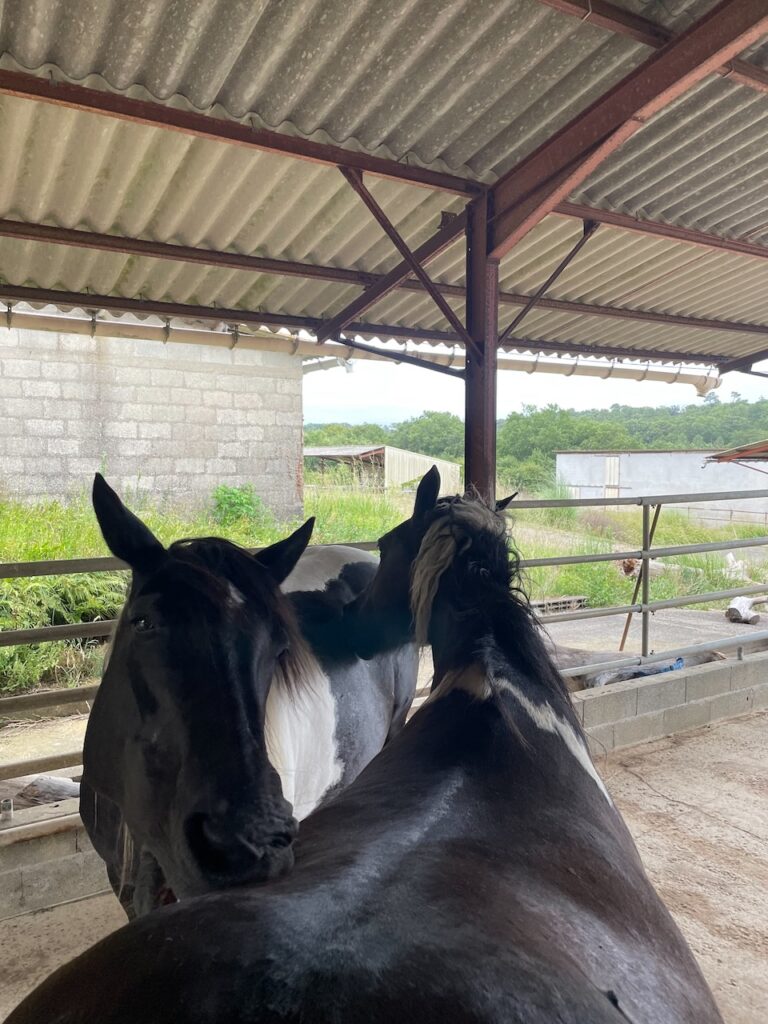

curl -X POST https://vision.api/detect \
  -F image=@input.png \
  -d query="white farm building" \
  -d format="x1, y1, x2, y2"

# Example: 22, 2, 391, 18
556, 449, 768, 524
304, 445, 461, 493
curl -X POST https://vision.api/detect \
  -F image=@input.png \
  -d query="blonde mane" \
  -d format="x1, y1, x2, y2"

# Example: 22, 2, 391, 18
410, 499, 507, 645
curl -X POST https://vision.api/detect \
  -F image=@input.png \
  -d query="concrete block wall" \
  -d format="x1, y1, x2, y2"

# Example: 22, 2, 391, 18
574, 650, 768, 756
0, 328, 303, 517
0, 802, 108, 921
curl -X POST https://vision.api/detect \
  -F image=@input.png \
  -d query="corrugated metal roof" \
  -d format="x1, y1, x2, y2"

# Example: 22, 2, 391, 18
0, 0, 765, 369
0, 0, 653, 178
572, 76, 768, 246
708, 439, 768, 462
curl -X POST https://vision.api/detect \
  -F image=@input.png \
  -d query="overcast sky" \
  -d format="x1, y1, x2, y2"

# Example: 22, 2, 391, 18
304, 359, 767, 424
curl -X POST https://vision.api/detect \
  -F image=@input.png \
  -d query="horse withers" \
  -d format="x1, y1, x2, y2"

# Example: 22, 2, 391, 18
81, 475, 417, 916
9, 471, 722, 1023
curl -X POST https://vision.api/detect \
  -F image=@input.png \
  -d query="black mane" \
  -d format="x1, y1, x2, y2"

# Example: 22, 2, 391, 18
418, 496, 575, 719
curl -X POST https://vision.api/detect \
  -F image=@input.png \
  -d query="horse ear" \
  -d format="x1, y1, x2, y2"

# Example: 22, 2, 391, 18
496, 492, 517, 512
92, 474, 165, 573
414, 466, 440, 518
256, 517, 315, 584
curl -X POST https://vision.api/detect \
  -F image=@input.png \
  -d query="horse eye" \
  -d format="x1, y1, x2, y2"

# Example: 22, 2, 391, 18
132, 616, 155, 634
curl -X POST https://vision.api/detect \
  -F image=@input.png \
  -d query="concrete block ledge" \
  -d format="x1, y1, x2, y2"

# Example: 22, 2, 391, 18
575, 650, 768, 756
0, 800, 108, 921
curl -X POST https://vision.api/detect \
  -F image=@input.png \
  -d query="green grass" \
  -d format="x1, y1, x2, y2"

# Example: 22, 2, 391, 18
509, 504, 767, 613
2, 484, 766, 697
0, 486, 405, 696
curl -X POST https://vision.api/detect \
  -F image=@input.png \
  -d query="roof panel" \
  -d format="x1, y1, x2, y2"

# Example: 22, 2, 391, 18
0, 0, 651, 177
573, 76, 768, 247
0, 0, 766, 371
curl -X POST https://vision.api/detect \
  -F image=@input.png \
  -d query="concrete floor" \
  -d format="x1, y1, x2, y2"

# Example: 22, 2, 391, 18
2, 713, 766, 1023
548, 606, 768, 657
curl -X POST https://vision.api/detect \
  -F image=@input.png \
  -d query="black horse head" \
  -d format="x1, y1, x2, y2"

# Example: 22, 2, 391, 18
346, 467, 515, 659
84, 475, 315, 902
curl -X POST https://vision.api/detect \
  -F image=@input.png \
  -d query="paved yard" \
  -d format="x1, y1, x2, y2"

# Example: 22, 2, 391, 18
1, 713, 766, 1023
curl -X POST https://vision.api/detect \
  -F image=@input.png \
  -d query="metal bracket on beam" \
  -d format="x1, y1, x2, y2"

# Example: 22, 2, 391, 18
316, 166, 482, 358
332, 331, 464, 379
498, 220, 598, 346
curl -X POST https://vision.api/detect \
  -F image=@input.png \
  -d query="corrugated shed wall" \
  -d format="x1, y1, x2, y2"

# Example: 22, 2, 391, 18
383, 447, 461, 491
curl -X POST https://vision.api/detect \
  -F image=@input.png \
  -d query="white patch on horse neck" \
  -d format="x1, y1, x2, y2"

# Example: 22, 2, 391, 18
427, 666, 612, 805
281, 545, 376, 594
499, 678, 613, 805
427, 664, 492, 703
265, 663, 344, 820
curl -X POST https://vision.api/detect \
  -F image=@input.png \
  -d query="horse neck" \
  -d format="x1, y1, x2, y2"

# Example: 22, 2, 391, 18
428, 586, 565, 703
425, 586, 607, 793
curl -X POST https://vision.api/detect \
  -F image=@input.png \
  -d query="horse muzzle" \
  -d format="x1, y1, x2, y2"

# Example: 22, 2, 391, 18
184, 811, 298, 889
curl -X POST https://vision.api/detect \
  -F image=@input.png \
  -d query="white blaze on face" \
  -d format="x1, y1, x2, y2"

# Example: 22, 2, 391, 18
281, 545, 376, 594
265, 664, 344, 821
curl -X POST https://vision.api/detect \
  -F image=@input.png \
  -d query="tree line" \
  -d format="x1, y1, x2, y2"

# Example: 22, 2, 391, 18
305, 393, 768, 491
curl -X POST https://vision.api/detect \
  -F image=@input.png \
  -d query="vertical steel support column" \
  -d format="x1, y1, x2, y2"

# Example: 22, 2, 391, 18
641, 503, 651, 657
464, 194, 498, 503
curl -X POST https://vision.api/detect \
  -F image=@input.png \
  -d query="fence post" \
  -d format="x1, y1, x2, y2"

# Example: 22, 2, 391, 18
641, 502, 651, 657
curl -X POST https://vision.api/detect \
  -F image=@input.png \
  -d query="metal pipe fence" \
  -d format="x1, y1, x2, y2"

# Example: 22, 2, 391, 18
2, 491, 768, 782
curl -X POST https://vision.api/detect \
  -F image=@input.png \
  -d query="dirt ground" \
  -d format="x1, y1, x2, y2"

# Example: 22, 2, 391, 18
1, 714, 766, 1023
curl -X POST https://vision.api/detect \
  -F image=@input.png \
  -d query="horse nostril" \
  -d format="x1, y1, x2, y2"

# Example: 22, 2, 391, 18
185, 813, 234, 875
184, 812, 295, 879
269, 832, 293, 850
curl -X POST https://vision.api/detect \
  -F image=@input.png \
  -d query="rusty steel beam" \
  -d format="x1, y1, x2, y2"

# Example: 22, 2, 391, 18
719, 348, 768, 373
464, 195, 498, 502
490, 0, 768, 260
0, 282, 449, 343
538, 0, 768, 94
0, 282, 734, 366
0, 217, 375, 287
506, 285, 768, 339
556, 201, 768, 263
331, 167, 477, 354
498, 336, 726, 364
538, 0, 667, 47
312, 206, 468, 347
0, 69, 481, 199
312, 334, 464, 378
498, 220, 598, 346
4, 216, 767, 339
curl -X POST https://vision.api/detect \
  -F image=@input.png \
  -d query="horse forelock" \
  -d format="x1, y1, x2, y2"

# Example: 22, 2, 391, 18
410, 497, 509, 645
112, 535, 323, 698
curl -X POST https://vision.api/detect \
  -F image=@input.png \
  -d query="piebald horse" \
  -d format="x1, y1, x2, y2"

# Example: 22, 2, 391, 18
81, 475, 417, 917
10, 470, 721, 1023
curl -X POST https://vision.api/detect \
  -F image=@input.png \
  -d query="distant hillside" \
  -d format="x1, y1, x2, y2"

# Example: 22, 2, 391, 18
305, 395, 768, 490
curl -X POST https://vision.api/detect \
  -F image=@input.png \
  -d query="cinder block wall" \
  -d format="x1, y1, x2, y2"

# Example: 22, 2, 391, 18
576, 650, 768, 755
0, 328, 303, 517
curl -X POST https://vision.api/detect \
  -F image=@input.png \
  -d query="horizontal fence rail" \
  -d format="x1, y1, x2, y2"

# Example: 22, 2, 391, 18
0, 541, 377, 581
558, 631, 768, 679
512, 488, 768, 509
3, 492, 768, 785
